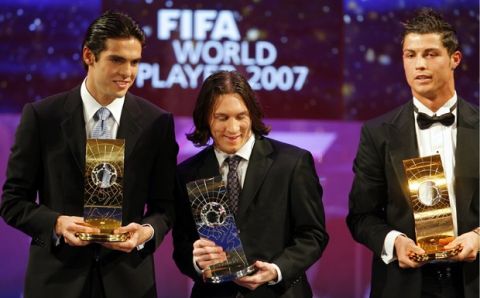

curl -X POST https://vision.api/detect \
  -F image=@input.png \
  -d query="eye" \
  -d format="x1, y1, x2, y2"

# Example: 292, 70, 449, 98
111, 57, 123, 64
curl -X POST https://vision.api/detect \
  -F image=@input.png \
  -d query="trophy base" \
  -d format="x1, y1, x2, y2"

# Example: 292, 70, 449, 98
203, 264, 257, 283
409, 245, 462, 262
76, 232, 129, 242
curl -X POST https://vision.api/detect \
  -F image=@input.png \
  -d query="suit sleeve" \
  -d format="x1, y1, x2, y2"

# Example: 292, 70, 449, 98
141, 113, 178, 252
172, 171, 203, 281
0, 103, 60, 249
346, 124, 392, 257
273, 151, 329, 284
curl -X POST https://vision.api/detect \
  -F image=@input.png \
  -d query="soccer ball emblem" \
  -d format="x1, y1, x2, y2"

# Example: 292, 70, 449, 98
200, 202, 227, 227
417, 180, 441, 206
91, 162, 117, 189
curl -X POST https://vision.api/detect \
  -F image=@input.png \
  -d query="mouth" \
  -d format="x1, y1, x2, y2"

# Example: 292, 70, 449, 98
113, 80, 131, 89
224, 135, 241, 142
414, 75, 432, 82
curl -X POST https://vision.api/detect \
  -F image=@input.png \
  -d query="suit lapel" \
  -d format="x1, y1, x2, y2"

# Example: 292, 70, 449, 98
387, 101, 419, 201
117, 94, 142, 160
197, 147, 221, 179
61, 87, 86, 173
237, 137, 274, 221
454, 98, 479, 218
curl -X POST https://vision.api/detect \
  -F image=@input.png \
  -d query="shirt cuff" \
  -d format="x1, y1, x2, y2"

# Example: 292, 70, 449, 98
52, 230, 62, 247
136, 224, 154, 251
193, 256, 203, 274
267, 263, 282, 285
381, 230, 405, 264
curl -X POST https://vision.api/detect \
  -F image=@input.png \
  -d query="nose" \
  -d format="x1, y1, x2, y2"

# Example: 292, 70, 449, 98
414, 56, 427, 69
226, 118, 240, 133
119, 63, 133, 78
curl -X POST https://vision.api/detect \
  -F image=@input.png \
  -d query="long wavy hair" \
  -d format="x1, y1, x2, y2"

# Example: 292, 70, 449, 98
187, 70, 271, 146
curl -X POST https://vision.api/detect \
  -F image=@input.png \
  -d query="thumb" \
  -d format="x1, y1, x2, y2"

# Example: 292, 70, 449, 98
114, 223, 137, 234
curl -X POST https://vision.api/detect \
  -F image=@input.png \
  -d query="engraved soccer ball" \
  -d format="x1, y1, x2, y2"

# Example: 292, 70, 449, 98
200, 202, 227, 227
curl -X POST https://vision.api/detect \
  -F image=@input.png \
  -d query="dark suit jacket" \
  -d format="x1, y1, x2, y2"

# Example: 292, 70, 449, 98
0, 85, 178, 298
173, 136, 329, 298
347, 98, 479, 298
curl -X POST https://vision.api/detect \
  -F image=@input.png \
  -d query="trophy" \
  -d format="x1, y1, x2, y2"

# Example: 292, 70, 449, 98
77, 139, 129, 242
186, 176, 256, 283
403, 154, 462, 262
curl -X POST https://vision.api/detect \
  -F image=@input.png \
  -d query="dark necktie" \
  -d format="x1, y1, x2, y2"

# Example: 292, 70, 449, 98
226, 155, 242, 214
415, 103, 456, 130
91, 107, 112, 139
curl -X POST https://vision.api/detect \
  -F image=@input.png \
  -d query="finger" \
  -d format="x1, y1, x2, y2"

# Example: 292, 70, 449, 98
66, 234, 89, 247
444, 239, 462, 250
194, 251, 227, 263
194, 239, 218, 248
114, 223, 139, 234
73, 224, 101, 234
193, 245, 224, 256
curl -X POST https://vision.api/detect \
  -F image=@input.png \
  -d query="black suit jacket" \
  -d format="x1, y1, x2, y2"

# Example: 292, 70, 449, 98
173, 136, 329, 298
0, 86, 178, 298
347, 98, 479, 298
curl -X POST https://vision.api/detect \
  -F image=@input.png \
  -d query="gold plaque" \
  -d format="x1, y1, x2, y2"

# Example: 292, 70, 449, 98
77, 139, 128, 242
403, 154, 461, 261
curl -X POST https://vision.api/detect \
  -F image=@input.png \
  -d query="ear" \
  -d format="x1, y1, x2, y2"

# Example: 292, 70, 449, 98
450, 50, 462, 70
83, 46, 95, 66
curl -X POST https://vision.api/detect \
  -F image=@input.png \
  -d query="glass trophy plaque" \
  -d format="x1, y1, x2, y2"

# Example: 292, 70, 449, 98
77, 139, 128, 242
403, 154, 461, 262
186, 176, 256, 283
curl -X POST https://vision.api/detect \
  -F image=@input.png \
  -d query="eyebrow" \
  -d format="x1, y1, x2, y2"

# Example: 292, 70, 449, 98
108, 54, 142, 61
214, 111, 249, 116
403, 47, 441, 52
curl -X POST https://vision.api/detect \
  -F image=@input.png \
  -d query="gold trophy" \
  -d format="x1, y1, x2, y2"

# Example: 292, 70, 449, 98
403, 154, 462, 262
77, 139, 128, 242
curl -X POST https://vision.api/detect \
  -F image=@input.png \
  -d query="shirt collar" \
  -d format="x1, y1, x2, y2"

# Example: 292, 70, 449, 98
413, 92, 457, 117
81, 77, 125, 124
214, 134, 256, 166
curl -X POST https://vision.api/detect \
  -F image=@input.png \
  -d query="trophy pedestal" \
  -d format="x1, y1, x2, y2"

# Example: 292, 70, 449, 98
408, 235, 461, 262
76, 232, 129, 242
203, 264, 257, 283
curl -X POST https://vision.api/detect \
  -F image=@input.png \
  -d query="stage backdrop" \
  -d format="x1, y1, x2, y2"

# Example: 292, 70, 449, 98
0, 1, 478, 297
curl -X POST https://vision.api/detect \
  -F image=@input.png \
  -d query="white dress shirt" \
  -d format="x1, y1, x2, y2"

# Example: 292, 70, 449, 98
381, 93, 458, 264
81, 78, 124, 138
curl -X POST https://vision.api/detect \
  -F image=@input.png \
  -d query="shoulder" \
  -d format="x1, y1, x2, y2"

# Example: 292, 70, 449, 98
178, 146, 212, 173
125, 93, 170, 115
458, 97, 479, 113
124, 94, 174, 132
30, 86, 80, 112
261, 137, 311, 161
363, 102, 410, 129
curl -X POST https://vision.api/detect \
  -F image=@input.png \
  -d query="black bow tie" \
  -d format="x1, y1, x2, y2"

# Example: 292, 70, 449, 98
415, 103, 456, 130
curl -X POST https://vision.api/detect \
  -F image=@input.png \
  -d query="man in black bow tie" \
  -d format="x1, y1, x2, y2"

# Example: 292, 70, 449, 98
347, 8, 479, 298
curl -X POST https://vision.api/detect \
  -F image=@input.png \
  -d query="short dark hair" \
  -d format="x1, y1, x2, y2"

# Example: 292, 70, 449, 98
187, 70, 271, 146
82, 11, 145, 70
401, 8, 459, 55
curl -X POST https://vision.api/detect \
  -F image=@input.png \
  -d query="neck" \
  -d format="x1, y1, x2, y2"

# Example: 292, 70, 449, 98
414, 92, 454, 113
85, 77, 115, 106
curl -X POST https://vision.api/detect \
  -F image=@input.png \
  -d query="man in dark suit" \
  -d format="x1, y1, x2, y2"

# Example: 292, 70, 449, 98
173, 70, 328, 297
347, 8, 479, 298
0, 11, 178, 298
